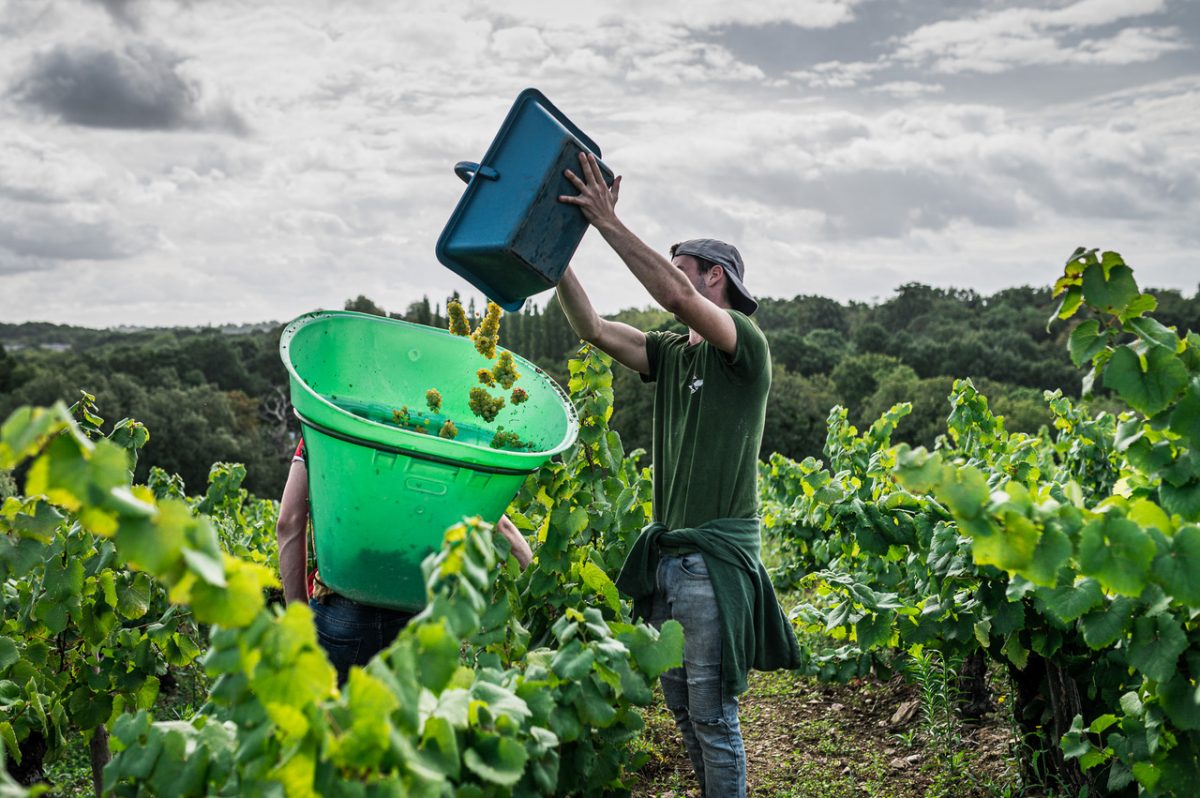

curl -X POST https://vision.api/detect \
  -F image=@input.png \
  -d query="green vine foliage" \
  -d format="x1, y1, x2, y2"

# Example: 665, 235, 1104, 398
760, 249, 1200, 796
0, 394, 201, 784
1, 347, 681, 796
505, 345, 654, 646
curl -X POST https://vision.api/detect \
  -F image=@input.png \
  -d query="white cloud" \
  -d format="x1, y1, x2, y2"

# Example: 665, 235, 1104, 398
490, 26, 550, 61
894, 0, 1184, 74
788, 59, 886, 88
0, 0, 1196, 326
1046, 0, 1167, 28
490, 0, 865, 30
865, 81, 945, 97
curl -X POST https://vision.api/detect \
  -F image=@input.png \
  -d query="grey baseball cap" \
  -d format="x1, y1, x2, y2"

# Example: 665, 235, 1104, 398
671, 238, 758, 316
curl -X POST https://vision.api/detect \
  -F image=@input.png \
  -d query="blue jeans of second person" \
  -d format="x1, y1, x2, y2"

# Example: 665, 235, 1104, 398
310, 594, 416, 686
648, 553, 747, 798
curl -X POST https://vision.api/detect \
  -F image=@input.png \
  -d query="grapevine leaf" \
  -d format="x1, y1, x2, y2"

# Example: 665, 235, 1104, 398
420, 716, 461, 781
566, 507, 589, 537
1022, 523, 1071, 587
1078, 516, 1156, 596
893, 446, 942, 494
414, 621, 460, 694
971, 511, 1038, 573
333, 669, 400, 770
1103, 345, 1189, 418
267, 740, 316, 797
1081, 262, 1139, 315
1128, 614, 1188, 682
1152, 525, 1200, 605
934, 465, 989, 521
855, 611, 893, 650
580, 561, 620, 611
1159, 673, 1200, 731
0, 720, 17, 763
550, 640, 595, 681
464, 734, 528, 787
5, 501, 64, 543
1065, 247, 1097, 271
25, 435, 128, 513
1170, 379, 1200, 450
1127, 317, 1179, 351
0, 403, 70, 470
1061, 715, 1093, 760
576, 676, 618, 726
0, 681, 19, 706
1069, 320, 1107, 368
1160, 478, 1200, 523
1036, 579, 1103, 625
0, 637, 16, 672
43, 556, 84, 600
1051, 285, 1083, 328
36, 601, 68, 634
114, 501, 187, 577
98, 571, 118, 609
135, 675, 160, 710
610, 655, 653, 706
117, 572, 152, 619
1128, 499, 1173, 535
114, 723, 164, 780
1119, 294, 1158, 323
1114, 418, 1146, 452
471, 681, 531, 726
187, 555, 273, 628
622, 620, 683, 680
1002, 635, 1029, 670
181, 547, 226, 588
68, 687, 113, 731
1080, 597, 1135, 649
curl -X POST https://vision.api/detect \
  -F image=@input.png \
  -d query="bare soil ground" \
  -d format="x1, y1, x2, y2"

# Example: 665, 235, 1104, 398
630, 669, 1022, 798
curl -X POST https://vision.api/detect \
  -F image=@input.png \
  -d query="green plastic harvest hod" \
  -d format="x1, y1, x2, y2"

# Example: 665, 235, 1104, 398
280, 310, 579, 610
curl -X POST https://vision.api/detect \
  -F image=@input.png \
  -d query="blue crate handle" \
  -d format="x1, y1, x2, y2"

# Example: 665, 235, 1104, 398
455, 161, 499, 184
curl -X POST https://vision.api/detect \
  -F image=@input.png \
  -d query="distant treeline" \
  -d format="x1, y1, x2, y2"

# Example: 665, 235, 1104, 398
2, 282, 1197, 500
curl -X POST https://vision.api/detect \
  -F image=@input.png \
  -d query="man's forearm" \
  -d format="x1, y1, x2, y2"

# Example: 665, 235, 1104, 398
277, 519, 308, 603
593, 218, 691, 312
556, 267, 602, 341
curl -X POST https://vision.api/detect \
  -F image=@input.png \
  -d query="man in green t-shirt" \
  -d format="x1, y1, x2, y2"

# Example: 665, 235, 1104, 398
557, 153, 799, 798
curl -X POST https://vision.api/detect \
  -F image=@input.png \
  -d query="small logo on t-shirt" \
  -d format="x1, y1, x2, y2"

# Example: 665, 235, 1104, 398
687, 377, 704, 394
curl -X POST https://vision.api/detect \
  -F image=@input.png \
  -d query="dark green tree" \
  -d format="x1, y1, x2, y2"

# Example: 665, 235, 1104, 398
344, 295, 387, 316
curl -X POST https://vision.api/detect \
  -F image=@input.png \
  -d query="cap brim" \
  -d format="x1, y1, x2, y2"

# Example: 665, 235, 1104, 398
722, 268, 758, 316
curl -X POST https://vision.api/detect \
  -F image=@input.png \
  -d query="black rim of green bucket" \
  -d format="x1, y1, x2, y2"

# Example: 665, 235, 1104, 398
294, 410, 534, 477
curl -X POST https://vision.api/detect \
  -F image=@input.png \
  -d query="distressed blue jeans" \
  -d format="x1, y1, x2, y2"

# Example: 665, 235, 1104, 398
649, 553, 746, 798
310, 594, 415, 687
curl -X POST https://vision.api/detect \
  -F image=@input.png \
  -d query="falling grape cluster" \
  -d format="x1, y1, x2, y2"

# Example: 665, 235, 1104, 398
471, 301, 502, 358
447, 299, 471, 337
490, 427, 526, 450
469, 387, 505, 423
413, 298, 531, 449
492, 351, 520, 389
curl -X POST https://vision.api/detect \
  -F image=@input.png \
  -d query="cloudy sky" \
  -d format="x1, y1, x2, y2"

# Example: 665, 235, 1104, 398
1, 0, 1197, 328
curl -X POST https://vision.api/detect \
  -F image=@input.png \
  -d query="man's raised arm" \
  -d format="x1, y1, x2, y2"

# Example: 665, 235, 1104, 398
556, 266, 649, 375
560, 152, 738, 354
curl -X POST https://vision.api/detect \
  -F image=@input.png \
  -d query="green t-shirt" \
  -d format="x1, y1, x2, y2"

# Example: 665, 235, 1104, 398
642, 310, 771, 529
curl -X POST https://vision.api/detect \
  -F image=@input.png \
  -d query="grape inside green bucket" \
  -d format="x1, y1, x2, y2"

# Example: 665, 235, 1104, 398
280, 310, 579, 610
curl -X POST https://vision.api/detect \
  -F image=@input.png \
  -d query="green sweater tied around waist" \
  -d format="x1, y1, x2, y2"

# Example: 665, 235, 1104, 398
615, 518, 801, 696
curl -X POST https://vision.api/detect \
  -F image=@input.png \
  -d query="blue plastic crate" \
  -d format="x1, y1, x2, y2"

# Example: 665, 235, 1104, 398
436, 88, 614, 311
